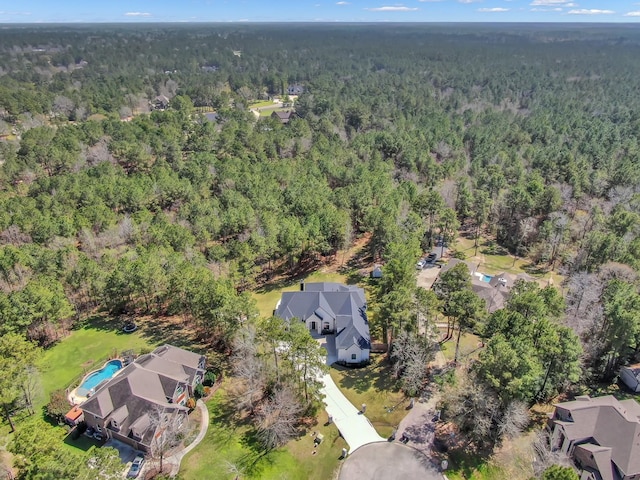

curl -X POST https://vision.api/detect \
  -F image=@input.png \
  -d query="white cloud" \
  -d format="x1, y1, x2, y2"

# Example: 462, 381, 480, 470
624, 10, 640, 16
478, 7, 509, 11
459, 0, 482, 3
530, 0, 571, 4
567, 8, 614, 14
530, 7, 562, 11
365, 5, 419, 11
124, 12, 151, 16
336, 1, 350, 4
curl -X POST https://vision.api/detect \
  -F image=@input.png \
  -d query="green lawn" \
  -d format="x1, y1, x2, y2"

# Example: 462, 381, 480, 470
252, 271, 348, 318
37, 315, 156, 409
180, 387, 346, 480
445, 453, 504, 480
440, 332, 483, 362
453, 235, 563, 287
248, 100, 277, 108
329, 355, 406, 438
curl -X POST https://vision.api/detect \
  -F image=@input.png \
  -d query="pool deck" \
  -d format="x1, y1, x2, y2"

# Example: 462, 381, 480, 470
68, 358, 125, 405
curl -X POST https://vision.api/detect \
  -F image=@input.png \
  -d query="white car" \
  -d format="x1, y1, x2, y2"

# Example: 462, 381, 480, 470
127, 455, 144, 478
416, 260, 426, 270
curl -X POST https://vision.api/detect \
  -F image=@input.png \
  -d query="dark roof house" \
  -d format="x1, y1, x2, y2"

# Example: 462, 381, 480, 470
152, 95, 170, 110
80, 345, 204, 452
437, 259, 535, 313
271, 110, 297, 124
287, 84, 304, 96
548, 395, 640, 480
275, 282, 370, 365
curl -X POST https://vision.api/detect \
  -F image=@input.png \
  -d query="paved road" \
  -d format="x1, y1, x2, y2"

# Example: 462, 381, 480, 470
338, 442, 444, 480
395, 397, 438, 458
319, 373, 385, 454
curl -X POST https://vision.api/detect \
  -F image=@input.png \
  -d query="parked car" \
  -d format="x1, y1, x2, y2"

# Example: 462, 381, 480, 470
426, 253, 437, 263
127, 455, 145, 478
416, 260, 426, 270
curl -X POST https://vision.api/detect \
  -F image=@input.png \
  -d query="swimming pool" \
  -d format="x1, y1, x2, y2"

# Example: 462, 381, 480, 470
76, 359, 123, 397
481, 274, 493, 282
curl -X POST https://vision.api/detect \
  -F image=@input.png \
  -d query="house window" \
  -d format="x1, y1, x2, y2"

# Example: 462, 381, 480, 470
351, 354, 357, 360
311, 321, 316, 330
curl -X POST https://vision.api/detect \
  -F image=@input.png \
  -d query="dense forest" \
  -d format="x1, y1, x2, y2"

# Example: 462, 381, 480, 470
2, 23, 640, 475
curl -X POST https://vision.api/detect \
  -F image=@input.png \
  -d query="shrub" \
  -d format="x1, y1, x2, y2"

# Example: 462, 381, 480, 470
194, 383, 205, 398
203, 371, 216, 386
45, 389, 71, 424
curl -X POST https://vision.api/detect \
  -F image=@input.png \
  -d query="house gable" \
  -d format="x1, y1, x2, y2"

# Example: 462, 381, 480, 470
80, 344, 200, 450
275, 282, 370, 364
549, 395, 640, 479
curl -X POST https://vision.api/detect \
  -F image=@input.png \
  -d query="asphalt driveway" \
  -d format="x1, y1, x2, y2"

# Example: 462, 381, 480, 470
338, 442, 444, 480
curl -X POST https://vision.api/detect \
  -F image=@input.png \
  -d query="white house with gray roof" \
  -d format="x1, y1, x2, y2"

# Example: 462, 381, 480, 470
548, 395, 640, 480
275, 282, 370, 365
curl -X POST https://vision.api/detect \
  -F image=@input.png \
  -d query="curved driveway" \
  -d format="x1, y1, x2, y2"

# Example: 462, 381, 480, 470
316, 334, 385, 453
319, 372, 385, 453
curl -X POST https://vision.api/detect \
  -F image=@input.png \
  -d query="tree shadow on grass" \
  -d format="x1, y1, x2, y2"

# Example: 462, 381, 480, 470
74, 313, 120, 333
480, 243, 509, 256
64, 430, 100, 452
137, 317, 197, 350
332, 357, 399, 395
521, 263, 551, 277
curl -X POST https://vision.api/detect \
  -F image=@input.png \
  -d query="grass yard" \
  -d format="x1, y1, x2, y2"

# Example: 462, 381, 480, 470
248, 100, 277, 108
453, 235, 564, 287
445, 451, 505, 480
440, 332, 483, 362
252, 271, 349, 318
329, 355, 406, 438
37, 315, 153, 409
179, 386, 346, 480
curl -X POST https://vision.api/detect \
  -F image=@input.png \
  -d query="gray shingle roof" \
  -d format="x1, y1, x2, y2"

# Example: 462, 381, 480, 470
552, 395, 640, 477
275, 283, 370, 351
80, 345, 200, 448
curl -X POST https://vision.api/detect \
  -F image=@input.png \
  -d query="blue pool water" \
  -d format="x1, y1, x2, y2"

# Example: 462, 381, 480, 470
77, 360, 122, 396
481, 274, 493, 283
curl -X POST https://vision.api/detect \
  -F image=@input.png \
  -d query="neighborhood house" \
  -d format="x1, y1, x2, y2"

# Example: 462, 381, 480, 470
275, 282, 371, 365
80, 345, 205, 452
438, 258, 535, 312
548, 395, 640, 480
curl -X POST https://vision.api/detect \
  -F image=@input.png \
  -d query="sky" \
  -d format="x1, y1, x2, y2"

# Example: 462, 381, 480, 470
1, 0, 640, 23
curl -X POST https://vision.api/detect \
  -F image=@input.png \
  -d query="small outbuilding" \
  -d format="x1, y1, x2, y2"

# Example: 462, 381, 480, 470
370, 265, 383, 279
65, 406, 84, 426
620, 363, 640, 393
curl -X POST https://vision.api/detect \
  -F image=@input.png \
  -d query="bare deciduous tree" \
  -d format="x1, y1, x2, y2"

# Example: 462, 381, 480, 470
231, 327, 267, 414
498, 401, 529, 440
391, 329, 436, 396
255, 386, 302, 450
531, 429, 573, 478
441, 368, 529, 451
149, 406, 188, 474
